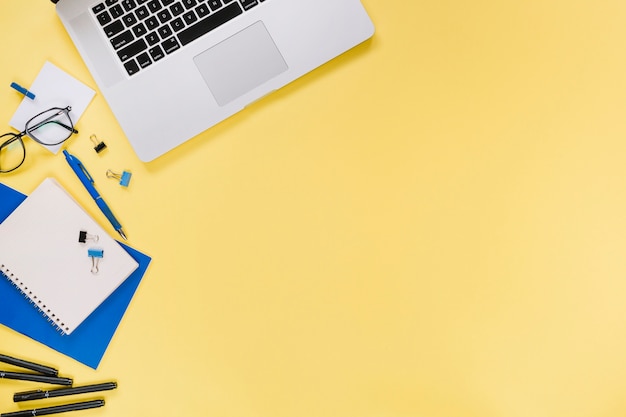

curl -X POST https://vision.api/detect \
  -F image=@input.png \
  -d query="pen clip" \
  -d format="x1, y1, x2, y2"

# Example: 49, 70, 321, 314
74, 157, 94, 184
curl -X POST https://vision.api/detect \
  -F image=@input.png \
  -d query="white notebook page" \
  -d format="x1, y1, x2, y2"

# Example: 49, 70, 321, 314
0, 178, 138, 335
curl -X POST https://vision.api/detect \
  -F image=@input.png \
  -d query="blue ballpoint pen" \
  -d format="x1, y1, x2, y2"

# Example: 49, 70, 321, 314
63, 150, 128, 240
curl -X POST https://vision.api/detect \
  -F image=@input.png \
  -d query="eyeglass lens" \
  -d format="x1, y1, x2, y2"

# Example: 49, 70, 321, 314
26, 107, 74, 146
0, 134, 26, 173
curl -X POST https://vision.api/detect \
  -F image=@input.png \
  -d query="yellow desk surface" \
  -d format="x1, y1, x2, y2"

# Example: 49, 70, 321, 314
2, 1, 626, 416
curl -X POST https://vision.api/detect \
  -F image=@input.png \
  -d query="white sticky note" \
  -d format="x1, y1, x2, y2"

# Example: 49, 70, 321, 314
10, 61, 96, 154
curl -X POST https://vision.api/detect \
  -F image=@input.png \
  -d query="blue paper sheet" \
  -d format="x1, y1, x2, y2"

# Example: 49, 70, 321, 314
0, 182, 151, 369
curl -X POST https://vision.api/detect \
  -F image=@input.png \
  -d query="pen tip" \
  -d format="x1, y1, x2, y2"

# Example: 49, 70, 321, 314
118, 229, 128, 241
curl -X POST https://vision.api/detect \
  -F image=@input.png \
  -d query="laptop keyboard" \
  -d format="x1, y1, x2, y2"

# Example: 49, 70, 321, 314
92, 0, 266, 76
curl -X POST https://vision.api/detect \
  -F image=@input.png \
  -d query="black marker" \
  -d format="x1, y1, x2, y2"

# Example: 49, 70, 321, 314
0, 371, 72, 386
14, 382, 117, 402
0, 354, 58, 376
0, 399, 104, 417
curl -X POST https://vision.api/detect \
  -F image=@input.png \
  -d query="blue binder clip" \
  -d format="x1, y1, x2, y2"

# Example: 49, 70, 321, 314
106, 169, 132, 187
88, 248, 104, 274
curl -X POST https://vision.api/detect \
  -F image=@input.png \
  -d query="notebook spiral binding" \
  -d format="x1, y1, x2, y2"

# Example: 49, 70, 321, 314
0, 263, 67, 335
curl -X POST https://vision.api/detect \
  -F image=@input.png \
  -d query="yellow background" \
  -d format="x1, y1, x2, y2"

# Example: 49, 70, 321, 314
2, 1, 626, 416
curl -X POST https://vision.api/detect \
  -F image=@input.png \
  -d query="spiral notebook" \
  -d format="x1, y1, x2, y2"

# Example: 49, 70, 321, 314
0, 181, 151, 369
0, 178, 138, 335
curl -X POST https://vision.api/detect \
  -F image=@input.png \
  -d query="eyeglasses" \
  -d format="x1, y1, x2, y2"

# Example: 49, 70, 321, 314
0, 106, 78, 173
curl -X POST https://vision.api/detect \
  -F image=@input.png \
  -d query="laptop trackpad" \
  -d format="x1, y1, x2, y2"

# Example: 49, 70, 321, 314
194, 21, 288, 106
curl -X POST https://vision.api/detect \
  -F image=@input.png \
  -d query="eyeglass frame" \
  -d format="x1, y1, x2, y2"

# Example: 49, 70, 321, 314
0, 106, 78, 173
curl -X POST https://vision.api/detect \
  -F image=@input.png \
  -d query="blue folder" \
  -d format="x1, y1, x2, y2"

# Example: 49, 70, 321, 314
0, 182, 151, 369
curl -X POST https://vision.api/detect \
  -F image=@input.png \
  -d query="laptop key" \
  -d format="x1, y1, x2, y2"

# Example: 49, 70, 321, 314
158, 24, 173, 38
147, 0, 162, 13
123, 59, 140, 75
149, 45, 166, 61
132, 22, 148, 37
137, 52, 152, 68
208, 0, 222, 11
146, 31, 160, 45
136, 5, 149, 19
93, 3, 106, 14
171, 2, 185, 16
145, 15, 159, 30
171, 17, 185, 32
121, 0, 137, 11
96, 11, 113, 26
122, 13, 138, 27
111, 29, 135, 49
178, 2, 242, 46
239, 0, 257, 10
110, 4, 124, 18
195, 3, 210, 17
183, 10, 198, 25
117, 38, 148, 61
162, 37, 181, 54
158, 9, 173, 23
103, 20, 125, 37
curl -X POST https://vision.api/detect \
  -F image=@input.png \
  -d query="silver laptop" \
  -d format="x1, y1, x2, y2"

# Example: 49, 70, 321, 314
53, 0, 374, 162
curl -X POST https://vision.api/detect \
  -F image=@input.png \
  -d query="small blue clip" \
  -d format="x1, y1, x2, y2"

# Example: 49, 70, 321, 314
88, 248, 104, 274
106, 169, 132, 187
10, 82, 35, 100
